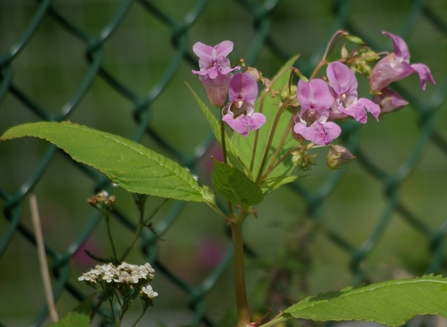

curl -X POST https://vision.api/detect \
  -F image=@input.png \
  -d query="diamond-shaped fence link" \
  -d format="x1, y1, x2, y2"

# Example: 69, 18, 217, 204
1, 0, 447, 326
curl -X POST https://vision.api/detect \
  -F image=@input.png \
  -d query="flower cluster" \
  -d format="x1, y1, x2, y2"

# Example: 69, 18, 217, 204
192, 41, 266, 137
294, 61, 380, 145
78, 262, 156, 287
192, 32, 435, 146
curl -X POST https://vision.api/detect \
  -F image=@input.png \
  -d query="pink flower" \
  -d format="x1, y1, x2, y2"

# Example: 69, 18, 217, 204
369, 31, 436, 93
192, 41, 236, 78
372, 87, 409, 115
222, 72, 266, 136
327, 62, 380, 124
294, 79, 341, 145
192, 41, 240, 106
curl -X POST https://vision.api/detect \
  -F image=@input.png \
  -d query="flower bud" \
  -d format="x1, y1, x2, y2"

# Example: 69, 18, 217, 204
326, 145, 356, 170
361, 50, 380, 63
292, 148, 316, 171
372, 88, 408, 115
357, 63, 371, 77
87, 191, 116, 210
344, 35, 364, 45
341, 44, 348, 59
246, 67, 261, 81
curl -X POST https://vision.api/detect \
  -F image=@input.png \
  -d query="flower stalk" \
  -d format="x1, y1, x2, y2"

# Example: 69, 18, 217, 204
230, 210, 251, 327
255, 98, 291, 183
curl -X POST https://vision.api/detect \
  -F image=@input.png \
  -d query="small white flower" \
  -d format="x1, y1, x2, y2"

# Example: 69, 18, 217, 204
98, 190, 109, 197
140, 285, 158, 299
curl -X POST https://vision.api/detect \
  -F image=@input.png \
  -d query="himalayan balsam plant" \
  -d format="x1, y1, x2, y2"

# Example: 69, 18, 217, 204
1, 30, 445, 327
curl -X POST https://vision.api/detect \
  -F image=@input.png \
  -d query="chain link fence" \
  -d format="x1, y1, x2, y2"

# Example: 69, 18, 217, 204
1, 0, 447, 326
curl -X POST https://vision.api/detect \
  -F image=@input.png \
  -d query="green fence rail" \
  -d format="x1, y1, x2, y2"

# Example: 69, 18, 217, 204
1, 0, 447, 326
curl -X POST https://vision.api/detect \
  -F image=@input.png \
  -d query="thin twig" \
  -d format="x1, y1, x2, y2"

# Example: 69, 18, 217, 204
250, 65, 296, 172
29, 193, 59, 323
260, 117, 294, 182
255, 98, 291, 183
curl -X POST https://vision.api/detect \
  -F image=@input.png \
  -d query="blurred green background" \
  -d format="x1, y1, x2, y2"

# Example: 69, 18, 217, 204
1, 0, 447, 326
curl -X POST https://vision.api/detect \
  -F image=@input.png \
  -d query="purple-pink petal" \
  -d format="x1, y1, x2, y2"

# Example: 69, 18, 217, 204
357, 98, 380, 121
338, 102, 367, 124
410, 63, 436, 90
198, 73, 233, 107
193, 42, 214, 62
228, 72, 258, 106
297, 79, 335, 111
213, 41, 234, 58
192, 41, 238, 79
382, 31, 410, 62
326, 62, 358, 96
192, 41, 234, 65
369, 54, 414, 93
293, 121, 341, 146
336, 98, 380, 124
222, 112, 266, 137
249, 113, 267, 131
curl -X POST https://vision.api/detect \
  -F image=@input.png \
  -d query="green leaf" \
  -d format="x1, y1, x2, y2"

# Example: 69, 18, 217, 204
186, 82, 251, 178
233, 55, 299, 181
0, 122, 212, 203
283, 275, 447, 326
72, 293, 95, 316
48, 312, 90, 327
259, 175, 298, 195
211, 159, 263, 206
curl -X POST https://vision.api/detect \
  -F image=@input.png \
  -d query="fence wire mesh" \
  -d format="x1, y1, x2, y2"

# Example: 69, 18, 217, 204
1, 0, 447, 326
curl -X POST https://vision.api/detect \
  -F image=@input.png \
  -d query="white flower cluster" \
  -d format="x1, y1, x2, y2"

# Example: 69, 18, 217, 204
78, 262, 155, 285
140, 284, 158, 300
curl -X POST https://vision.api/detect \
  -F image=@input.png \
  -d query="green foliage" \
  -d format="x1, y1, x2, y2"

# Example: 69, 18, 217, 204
47, 312, 90, 327
46, 295, 94, 327
282, 275, 447, 326
233, 55, 299, 180
186, 82, 250, 177
72, 293, 95, 316
211, 159, 263, 207
259, 175, 298, 195
0, 122, 212, 203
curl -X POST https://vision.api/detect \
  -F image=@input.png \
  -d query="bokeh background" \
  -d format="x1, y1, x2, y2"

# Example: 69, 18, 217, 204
1, 0, 447, 326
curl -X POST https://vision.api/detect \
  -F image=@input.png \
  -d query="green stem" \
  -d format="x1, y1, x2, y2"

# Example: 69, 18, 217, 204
261, 146, 300, 181
90, 291, 106, 321
255, 99, 290, 183
206, 202, 229, 222
105, 287, 117, 325
221, 115, 234, 216
250, 66, 296, 173
309, 30, 346, 80
105, 213, 118, 263
258, 314, 290, 327
117, 303, 127, 327
131, 307, 148, 327
221, 118, 228, 164
259, 117, 294, 182
231, 210, 251, 327
120, 224, 144, 262
120, 196, 167, 262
